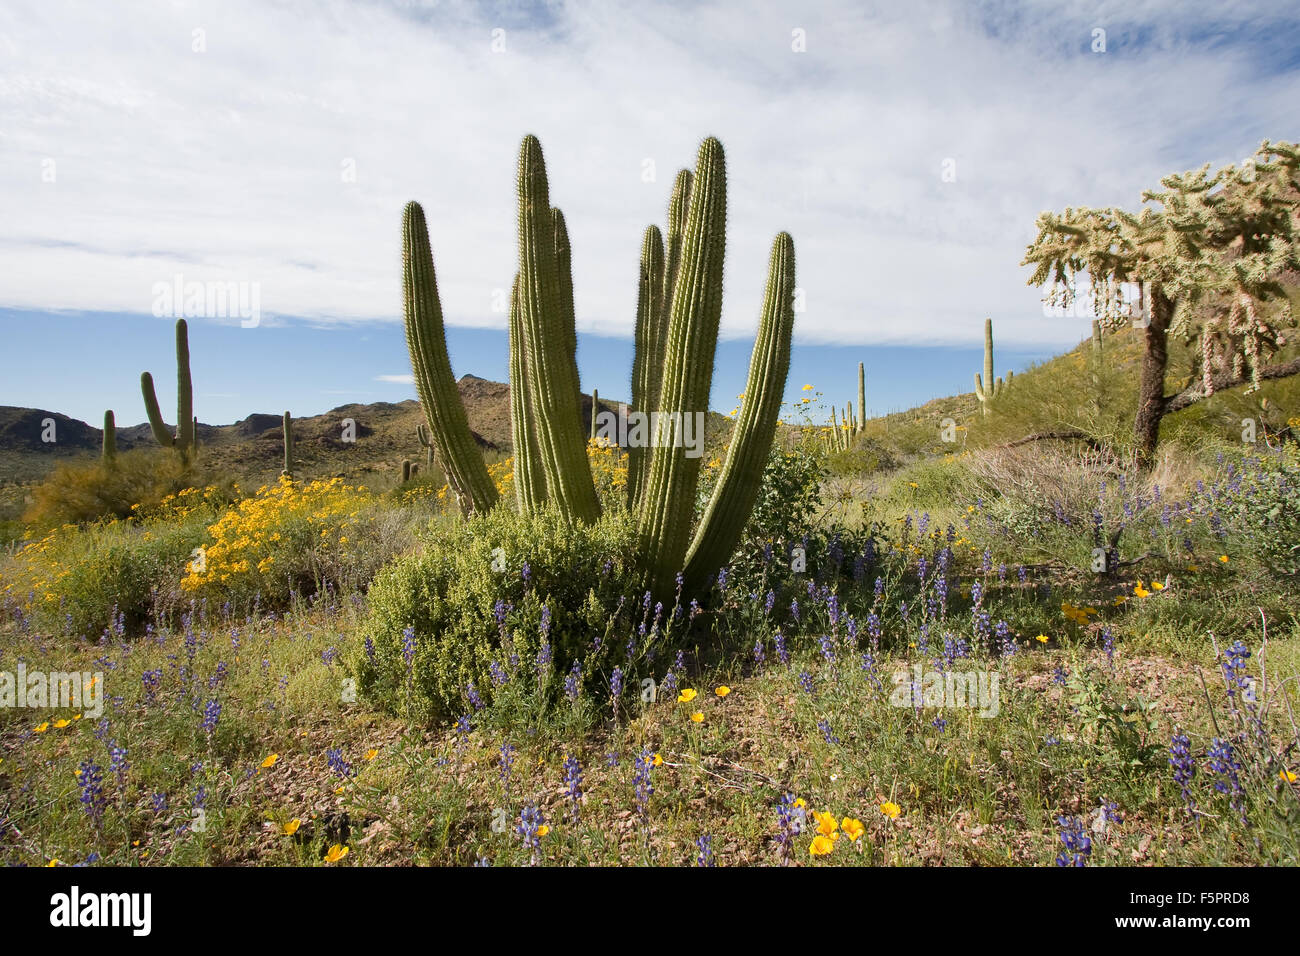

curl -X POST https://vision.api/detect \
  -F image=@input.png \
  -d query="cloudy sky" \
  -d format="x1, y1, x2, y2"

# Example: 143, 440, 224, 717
3, 0, 1299, 424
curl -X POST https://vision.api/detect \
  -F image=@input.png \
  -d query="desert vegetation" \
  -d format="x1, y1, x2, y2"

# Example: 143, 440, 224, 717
2, 136, 1299, 869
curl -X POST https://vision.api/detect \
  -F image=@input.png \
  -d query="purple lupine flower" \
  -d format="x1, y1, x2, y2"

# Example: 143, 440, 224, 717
562, 755, 582, 823
564, 662, 580, 701
78, 760, 106, 824
200, 698, 221, 734
1169, 732, 1196, 812
764, 590, 775, 615
774, 631, 789, 667
817, 719, 840, 745
489, 660, 508, 686
466, 681, 484, 711
1055, 816, 1091, 866
695, 833, 715, 867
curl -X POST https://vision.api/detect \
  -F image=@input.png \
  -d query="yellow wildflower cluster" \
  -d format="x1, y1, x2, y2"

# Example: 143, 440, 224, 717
1060, 601, 1100, 624
180, 476, 372, 599
807, 808, 869, 856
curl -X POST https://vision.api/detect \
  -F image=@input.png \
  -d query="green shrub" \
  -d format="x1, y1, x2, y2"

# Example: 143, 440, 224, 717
353, 504, 655, 722
1200, 445, 1300, 579
22, 449, 215, 528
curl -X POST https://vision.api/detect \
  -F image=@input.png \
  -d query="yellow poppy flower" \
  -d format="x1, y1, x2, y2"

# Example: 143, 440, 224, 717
690, 712, 704, 723
1150, 580, 1164, 591
364, 749, 378, 761
652, 753, 663, 767
33, 722, 49, 733
809, 834, 835, 856
880, 801, 901, 819
1035, 634, 1049, 644
283, 819, 301, 836
324, 843, 349, 863
715, 686, 731, 698
52, 719, 70, 729
261, 753, 279, 769
536, 825, 549, 837
1281, 769, 1297, 783
841, 817, 865, 841
678, 688, 697, 703
793, 798, 806, 809
1219, 555, 1229, 563
814, 811, 838, 837
46, 859, 59, 867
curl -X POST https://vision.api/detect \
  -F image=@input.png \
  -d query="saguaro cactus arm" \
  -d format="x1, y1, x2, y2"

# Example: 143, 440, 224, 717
402, 200, 499, 513
141, 372, 173, 448
683, 232, 795, 590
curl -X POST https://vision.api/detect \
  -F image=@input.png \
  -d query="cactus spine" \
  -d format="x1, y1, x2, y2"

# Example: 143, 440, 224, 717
281, 411, 294, 478
973, 316, 1007, 415
102, 410, 116, 464
402, 200, 499, 514
682, 233, 796, 591
141, 318, 195, 465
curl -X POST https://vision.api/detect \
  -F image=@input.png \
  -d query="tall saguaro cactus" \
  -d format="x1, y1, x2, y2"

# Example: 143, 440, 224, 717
102, 410, 116, 464
857, 362, 866, 433
141, 318, 195, 466
509, 274, 547, 512
402, 200, 499, 514
973, 316, 1009, 415
281, 411, 294, 478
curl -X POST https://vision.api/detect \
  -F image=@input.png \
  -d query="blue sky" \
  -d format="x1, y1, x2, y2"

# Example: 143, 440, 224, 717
2, 0, 1299, 426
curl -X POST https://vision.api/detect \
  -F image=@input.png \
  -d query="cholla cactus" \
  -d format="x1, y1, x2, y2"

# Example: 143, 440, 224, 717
141, 318, 196, 466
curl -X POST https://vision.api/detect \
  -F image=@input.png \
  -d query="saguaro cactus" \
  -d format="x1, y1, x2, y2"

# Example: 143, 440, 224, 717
102, 410, 116, 464
590, 388, 599, 441
400, 459, 413, 483
415, 423, 435, 469
281, 411, 294, 478
973, 317, 1008, 415
857, 362, 866, 434
508, 274, 547, 512
402, 201, 499, 514
141, 318, 195, 465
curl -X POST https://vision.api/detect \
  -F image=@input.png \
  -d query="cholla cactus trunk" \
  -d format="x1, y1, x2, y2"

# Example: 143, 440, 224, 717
629, 225, 666, 507
516, 135, 600, 524
683, 232, 795, 591
140, 318, 195, 464
281, 411, 294, 478
637, 138, 727, 596
509, 274, 547, 512
102, 410, 116, 463
402, 200, 499, 513
974, 316, 996, 415
857, 361, 866, 433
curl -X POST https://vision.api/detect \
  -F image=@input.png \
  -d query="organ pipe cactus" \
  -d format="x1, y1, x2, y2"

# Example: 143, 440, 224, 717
405, 134, 796, 599
102, 410, 116, 464
402, 201, 499, 514
141, 318, 195, 466
281, 411, 294, 478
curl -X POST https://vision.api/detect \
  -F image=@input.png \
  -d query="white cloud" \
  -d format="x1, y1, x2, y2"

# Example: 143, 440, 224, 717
374, 374, 415, 385
1, 0, 1297, 350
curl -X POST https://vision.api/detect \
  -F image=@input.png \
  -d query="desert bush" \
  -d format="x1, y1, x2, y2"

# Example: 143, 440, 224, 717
22, 448, 228, 528
179, 476, 417, 613
1194, 445, 1300, 579
353, 503, 658, 722
0, 514, 209, 637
